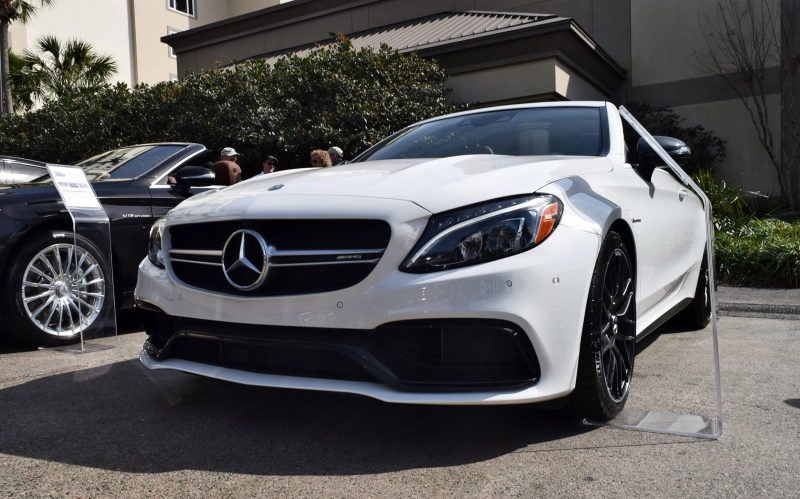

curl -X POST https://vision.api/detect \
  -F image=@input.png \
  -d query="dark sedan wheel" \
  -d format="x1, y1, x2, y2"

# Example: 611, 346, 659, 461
572, 230, 636, 420
2, 230, 110, 346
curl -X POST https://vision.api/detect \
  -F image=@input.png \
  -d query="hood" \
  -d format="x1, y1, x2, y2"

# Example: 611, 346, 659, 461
176, 155, 612, 216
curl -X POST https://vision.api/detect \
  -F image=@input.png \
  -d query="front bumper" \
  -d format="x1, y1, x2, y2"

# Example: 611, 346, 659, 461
135, 201, 601, 404
139, 304, 539, 390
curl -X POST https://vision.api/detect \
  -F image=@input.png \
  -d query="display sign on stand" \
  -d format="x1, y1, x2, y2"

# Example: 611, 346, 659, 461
583, 107, 723, 440
46, 165, 117, 353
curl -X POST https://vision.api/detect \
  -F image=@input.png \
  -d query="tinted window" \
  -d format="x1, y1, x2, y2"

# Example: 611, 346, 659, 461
359, 107, 604, 161
76, 145, 184, 180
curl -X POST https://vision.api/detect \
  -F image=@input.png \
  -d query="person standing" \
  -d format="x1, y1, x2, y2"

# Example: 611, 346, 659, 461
255, 155, 279, 177
212, 147, 242, 185
310, 149, 332, 167
328, 146, 344, 165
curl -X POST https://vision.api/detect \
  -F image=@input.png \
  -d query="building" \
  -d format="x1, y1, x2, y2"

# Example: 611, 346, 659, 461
163, 0, 797, 198
9, 0, 294, 86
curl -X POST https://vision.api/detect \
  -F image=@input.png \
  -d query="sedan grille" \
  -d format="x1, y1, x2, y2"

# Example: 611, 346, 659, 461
167, 220, 391, 296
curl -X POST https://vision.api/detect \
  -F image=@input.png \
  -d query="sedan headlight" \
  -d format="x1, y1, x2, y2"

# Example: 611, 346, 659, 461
401, 194, 562, 273
147, 217, 167, 269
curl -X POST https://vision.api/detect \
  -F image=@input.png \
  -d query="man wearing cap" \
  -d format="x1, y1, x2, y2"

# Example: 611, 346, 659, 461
328, 146, 344, 165
255, 155, 279, 177
212, 147, 242, 185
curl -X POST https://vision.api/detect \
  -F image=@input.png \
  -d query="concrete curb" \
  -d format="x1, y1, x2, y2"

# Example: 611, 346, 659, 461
717, 286, 800, 319
717, 301, 800, 319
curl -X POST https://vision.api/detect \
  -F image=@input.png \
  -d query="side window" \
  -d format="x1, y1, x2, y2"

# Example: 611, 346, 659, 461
155, 151, 216, 186
167, 0, 195, 17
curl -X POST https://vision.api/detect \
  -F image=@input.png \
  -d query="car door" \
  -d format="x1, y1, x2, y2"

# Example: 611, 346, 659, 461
633, 167, 704, 317
148, 173, 221, 219
92, 180, 155, 303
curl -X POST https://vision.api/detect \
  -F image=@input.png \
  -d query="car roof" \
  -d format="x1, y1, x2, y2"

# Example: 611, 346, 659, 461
413, 101, 610, 127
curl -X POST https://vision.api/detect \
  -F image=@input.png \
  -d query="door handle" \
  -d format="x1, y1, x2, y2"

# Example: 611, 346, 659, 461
678, 189, 688, 201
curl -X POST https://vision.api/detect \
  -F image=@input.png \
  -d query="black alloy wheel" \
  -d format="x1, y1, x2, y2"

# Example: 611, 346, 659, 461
572, 230, 636, 420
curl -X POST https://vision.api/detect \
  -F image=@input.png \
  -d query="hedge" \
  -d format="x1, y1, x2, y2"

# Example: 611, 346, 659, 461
0, 40, 462, 176
697, 170, 800, 288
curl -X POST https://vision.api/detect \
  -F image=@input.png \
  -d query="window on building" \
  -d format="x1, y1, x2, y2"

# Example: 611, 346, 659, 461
168, 0, 195, 17
167, 28, 179, 58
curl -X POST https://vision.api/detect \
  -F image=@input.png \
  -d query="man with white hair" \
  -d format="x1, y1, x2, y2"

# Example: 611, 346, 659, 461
328, 146, 344, 165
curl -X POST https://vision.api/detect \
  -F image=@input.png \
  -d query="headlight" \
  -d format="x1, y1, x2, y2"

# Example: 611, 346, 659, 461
147, 217, 167, 269
401, 194, 562, 273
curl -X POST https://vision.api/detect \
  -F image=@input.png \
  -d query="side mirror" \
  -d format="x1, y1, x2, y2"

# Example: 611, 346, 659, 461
635, 136, 691, 182
170, 165, 216, 195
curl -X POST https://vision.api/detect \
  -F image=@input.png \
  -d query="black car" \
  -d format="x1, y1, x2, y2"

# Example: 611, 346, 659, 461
0, 143, 220, 346
0, 155, 48, 184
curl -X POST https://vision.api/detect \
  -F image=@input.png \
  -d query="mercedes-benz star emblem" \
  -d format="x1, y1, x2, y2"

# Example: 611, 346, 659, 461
221, 229, 270, 291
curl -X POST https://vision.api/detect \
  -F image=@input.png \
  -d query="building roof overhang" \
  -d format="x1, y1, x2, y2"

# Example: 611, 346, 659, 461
164, 6, 626, 100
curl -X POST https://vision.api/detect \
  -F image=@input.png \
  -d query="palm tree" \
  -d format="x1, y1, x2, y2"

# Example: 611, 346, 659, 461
13, 35, 117, 104
7, 49, 34, 110
1, 0, 55, 113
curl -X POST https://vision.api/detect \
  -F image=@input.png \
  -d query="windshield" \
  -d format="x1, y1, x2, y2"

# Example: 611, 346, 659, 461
359, 107, 605, 161
76, 145, 184, 180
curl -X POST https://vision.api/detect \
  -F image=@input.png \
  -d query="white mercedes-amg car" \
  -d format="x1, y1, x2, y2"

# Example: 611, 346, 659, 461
135, 102, 711, 420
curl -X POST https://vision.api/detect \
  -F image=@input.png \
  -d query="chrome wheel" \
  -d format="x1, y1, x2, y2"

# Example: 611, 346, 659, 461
599, 247, 636, 402
21, 243, 105, 337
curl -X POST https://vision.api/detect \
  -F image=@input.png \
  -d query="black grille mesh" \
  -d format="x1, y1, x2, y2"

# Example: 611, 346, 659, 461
168, 219, 390, 296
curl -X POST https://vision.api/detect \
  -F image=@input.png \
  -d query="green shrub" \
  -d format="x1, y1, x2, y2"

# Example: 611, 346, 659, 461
693, 171, 800, 287
715, 218, 800, 288
693, 169, 748, 230
0, 41, 462, 176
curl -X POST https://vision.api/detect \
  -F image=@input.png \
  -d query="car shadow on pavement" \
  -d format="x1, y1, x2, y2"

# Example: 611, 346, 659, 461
0, 359, 592, 475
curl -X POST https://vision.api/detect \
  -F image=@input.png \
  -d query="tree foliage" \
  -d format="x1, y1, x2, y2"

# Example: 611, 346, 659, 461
0, 41, 460, 175
7, 49, 34, 110
10, 35, 117, 106
1, 0, 56, 113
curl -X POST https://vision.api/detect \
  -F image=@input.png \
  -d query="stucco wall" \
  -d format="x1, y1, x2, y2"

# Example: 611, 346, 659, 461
8, 0, 259, 87
631, 0, 782, 87
228, 0, 283, 17
672, 95, 783, 195
10, 0, 133, 86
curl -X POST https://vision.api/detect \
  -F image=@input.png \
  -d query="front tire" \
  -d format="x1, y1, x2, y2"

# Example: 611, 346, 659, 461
571, 230, 636, 421
2, 230, 111, 347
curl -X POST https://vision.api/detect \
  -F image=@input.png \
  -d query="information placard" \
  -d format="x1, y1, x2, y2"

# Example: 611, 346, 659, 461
44, 164, 117, 353
47, 164, 103, 211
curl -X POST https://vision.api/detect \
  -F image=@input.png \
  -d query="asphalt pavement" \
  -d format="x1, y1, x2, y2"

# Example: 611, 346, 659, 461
0, 290, 798, 497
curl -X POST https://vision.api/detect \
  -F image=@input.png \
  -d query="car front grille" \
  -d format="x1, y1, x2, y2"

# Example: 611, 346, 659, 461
167, 219, 391, 296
